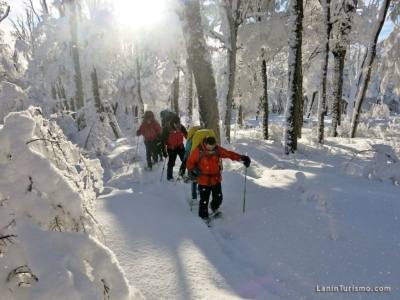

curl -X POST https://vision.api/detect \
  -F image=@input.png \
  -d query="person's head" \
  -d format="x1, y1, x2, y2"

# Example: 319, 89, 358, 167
204, 136, 217, 151
170, 115, 180, 129
143, 111, 154, 123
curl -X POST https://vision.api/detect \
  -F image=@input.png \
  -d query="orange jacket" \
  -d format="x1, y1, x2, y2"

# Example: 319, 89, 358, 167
187, 144, 241, 186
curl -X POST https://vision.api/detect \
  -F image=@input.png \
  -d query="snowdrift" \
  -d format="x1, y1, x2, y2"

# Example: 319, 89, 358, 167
0, 107, 141, 299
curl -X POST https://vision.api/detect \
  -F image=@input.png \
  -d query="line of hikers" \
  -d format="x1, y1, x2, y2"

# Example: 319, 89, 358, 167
136, 110, 251, 221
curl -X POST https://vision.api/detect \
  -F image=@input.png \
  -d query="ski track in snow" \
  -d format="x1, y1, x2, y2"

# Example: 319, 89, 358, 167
97, 135, 400, 300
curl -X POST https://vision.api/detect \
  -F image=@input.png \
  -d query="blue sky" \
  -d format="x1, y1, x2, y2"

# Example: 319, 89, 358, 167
379, 19, 394, 41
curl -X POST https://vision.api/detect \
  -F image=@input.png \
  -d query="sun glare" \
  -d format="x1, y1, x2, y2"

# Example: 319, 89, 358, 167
114, 0, 167, 30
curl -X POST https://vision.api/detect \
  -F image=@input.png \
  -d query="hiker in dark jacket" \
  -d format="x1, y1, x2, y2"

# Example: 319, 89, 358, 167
161, 115, 187, 180
136, 111, 162, 170
186, 136, 251, 220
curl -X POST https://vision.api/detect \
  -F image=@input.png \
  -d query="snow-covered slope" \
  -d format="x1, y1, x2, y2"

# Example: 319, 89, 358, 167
0, 108, 141, 300
97, 125, 400, 300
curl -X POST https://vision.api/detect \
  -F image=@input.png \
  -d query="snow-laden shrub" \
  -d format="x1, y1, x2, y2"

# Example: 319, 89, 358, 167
0, 108, 134, 299
368, 103, 391, 120
269, 123, 284, 143
363, 144, 400, 186
338, 116, 400, 139
0, 82, 29, 122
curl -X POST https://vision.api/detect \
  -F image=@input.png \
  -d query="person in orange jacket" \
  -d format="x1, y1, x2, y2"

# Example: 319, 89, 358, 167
136, 111, 162, 170
186, 136, 251, 220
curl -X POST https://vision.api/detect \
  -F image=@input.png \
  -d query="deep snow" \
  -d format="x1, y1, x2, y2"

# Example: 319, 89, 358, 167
97, 124, 400, 300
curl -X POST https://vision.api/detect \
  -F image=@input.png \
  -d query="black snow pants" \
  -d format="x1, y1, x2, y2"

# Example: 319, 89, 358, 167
145, 140, 158, 168
198, 183, 223, 219
167, 146, 185, 180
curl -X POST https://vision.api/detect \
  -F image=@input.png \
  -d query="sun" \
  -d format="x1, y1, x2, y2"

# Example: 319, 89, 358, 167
113, 0, 167, 30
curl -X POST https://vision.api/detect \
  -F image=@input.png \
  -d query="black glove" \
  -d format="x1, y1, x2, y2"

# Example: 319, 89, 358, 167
241, 155, 251, 168
188, 168, 200, 180
179, 164, 186, 177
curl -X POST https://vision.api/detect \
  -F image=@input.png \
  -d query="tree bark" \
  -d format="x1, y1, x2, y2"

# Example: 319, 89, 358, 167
262, 59, 269, 140
330, 50, 345, 137
317, 0, 331, 143
284, 0, 303, 154
182, 0, 221, 141
329, 0, 357, 136
91, 67, 122, 139
67, 0, 85, 130
237, 104, 243, 127
223, 1, 239, 143
186, 60, 194, 125
91, 67, 104, 117
351, 0, 391, 138
172, 69, 180, 115
136, 56, 144, 117
0, 4, 10, 23
307, 91, 318, 118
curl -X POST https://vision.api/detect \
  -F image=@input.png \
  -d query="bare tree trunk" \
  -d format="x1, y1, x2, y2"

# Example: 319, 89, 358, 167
237, 104, 243, 127
307, 91, 318, 118
223, 25, 238, 143
329, 0, 357, 136
91, 67, 104, 117
40, 0, 49, 16
330, 50, 345, 136
172, 70, 180, 115
351, 0, 391, 138
186, 60, 194, 124
284, 0, 303, 154
0, 4, 10, 23
55, 77, 68, 111
317, 0, 331, 143
136, 56, 144, 117
182, 0, 221, 141
91, 67, 122, 139
262, 59, 269, 139
67, 0, 85, 130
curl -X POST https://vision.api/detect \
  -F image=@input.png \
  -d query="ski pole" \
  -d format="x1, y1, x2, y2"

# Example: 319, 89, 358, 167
242, 167, 248, 214
160, 159, 166, 182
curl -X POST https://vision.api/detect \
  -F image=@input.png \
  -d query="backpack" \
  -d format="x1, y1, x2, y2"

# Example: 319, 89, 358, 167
160, 110, 178, 128
187, 126, 202, 141
190, 129, 216, 154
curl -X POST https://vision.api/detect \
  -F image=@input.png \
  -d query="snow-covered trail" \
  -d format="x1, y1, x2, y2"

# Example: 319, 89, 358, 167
96, 159, 270, 300
97, 133, 400, 300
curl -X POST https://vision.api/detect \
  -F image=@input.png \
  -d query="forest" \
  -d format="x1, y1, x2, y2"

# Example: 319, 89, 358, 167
0, 0, 399, 299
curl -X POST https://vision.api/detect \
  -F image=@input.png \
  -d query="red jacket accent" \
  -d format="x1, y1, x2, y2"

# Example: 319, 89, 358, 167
187, 144, 241, 186
167, 130, 184, 150
137, 120, 161, 142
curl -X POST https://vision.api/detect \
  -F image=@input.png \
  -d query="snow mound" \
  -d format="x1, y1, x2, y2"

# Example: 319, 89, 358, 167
364, 144, 400, 186
0, 82, 28, 122
0, 108, 139, 299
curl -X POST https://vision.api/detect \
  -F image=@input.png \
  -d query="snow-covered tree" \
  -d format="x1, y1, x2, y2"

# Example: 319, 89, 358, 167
181, 0, 221, 140
317, 0, 331, 143
329, 0, 357, 137
350, 0, 392, 137
284, 0, 303, 154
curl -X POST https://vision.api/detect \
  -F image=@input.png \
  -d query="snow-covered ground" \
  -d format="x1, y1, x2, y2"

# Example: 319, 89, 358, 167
97, 119, 400, 300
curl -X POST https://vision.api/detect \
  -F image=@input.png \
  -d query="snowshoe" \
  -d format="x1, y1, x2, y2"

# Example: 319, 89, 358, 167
203, 211, 222, 228
210, 210, 222, 219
